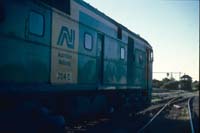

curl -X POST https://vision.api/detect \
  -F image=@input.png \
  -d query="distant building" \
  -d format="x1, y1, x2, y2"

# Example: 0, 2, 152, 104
179, 75, 192, 90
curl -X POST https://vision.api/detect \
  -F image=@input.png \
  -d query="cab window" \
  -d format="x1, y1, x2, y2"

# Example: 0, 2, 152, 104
150, 51, 154, 62
135, 49, 145, 67
84, 33, 93, 50
29, 11, 44, 36
120, 47, 125, 59
139, 55, 143, 64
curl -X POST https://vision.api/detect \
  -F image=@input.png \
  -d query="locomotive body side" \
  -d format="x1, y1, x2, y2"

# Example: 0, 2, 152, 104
0, 0, 153, 123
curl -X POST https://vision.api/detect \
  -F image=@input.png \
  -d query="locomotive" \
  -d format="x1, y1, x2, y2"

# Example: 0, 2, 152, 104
0, 0, 153, 131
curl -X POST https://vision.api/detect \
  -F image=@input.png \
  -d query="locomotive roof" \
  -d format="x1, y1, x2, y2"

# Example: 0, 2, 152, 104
75, 0, 152, 48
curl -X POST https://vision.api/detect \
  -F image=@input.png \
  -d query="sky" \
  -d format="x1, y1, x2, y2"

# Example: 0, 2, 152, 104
84, 0, 199, 81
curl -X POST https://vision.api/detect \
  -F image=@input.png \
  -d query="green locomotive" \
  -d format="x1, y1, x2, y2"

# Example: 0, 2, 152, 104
0, 0, 153, 131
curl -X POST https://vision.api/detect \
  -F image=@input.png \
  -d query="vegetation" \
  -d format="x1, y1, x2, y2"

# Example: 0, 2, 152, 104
153, 77, 177, 89
161, 80, 179, 89
153, 74, 199, 91
152, 79, 163, 88
192, 80, 199, 90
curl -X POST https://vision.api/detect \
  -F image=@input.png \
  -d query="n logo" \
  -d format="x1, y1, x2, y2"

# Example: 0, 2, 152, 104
57, 26, 75, 49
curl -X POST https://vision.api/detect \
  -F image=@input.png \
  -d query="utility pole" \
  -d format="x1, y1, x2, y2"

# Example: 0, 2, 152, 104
179, 72, 182, 81
153, 72, 182, 81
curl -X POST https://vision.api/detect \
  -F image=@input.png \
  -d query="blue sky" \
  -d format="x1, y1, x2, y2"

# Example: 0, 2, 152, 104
84, 0, 199, 81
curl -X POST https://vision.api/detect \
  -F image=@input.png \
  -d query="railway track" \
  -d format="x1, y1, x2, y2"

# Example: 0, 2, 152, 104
188, 96, 199, 133
64, 96, 179, 133
138, 96, 195, 133
188, 97, 195, 133
64, 95, 197, 133
137, 97, 179, 132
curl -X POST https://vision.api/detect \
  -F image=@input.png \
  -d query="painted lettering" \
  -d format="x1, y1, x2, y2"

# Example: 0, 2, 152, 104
58, 52, 72, 59
58, 59, 71, 66
57, 72, 72, 81
57, 26, 75, 49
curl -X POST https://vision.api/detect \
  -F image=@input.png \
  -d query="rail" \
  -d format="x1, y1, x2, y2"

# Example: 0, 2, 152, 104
188, 97, 195, 133
137, 97, 178, 133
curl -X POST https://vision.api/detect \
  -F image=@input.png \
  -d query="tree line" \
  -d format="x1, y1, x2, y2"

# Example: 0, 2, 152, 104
153, 74, 199, 91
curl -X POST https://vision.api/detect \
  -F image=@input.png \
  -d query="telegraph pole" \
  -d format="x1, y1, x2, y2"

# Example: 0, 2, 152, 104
153, 72, 182, 81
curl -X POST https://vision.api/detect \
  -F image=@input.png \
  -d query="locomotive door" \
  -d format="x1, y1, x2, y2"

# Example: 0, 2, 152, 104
146, 49, 153, 89
127, 37, 135, 85
146, 49, 150, 89
24, 3, 51, 82
97, 33, 104, 85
